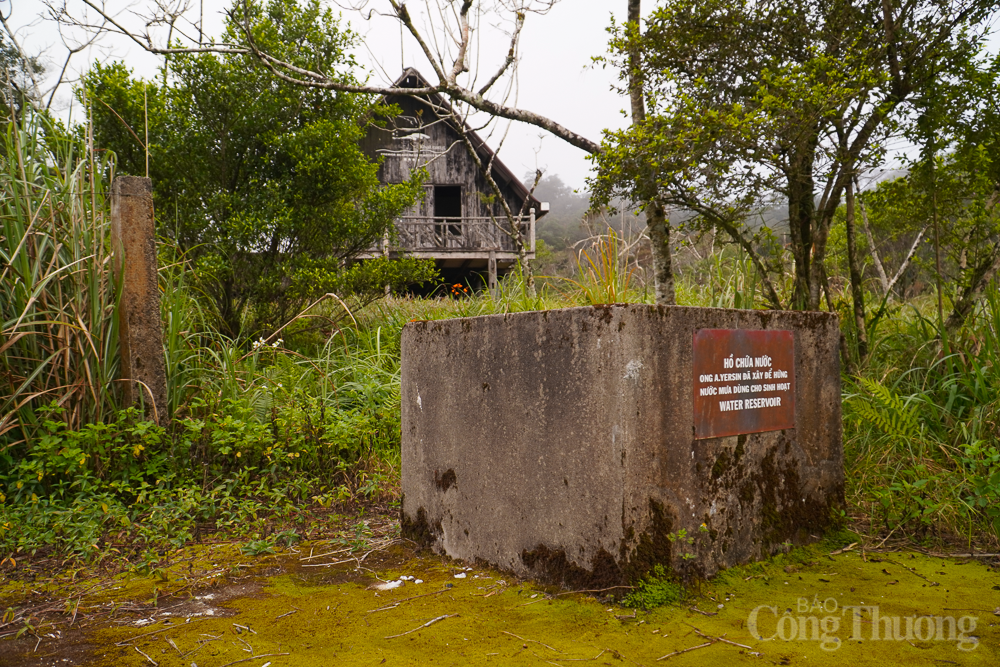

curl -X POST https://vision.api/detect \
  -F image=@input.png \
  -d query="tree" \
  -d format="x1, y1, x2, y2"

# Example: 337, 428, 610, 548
910, 50, 1000, 332
0, 29, 44, 120
827, 145, 1000, 343
81, 0, 434, 336
622, 0, 675, 305
591, 0, 996, 311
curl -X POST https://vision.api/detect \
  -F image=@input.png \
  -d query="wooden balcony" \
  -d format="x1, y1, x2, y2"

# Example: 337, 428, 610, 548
361, 214, 535, 261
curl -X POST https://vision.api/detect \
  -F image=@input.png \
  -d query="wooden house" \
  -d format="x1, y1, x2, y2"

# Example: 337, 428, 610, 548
358, 68, 548, 289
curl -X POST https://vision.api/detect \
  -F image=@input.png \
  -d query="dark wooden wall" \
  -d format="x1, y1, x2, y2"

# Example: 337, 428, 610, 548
361, 95, 528, 221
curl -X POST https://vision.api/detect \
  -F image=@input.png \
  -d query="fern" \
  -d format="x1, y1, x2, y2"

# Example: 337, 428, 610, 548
851, 378, 922, 439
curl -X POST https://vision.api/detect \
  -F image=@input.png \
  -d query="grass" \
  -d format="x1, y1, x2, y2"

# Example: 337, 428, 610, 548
0, 111, 119, 446
842, 290, 1000, 551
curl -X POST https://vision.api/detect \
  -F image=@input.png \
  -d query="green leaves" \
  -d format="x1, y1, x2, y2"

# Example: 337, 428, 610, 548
1, 108, 119, 457
850, 377, 921, 440
622, 564, 684, 610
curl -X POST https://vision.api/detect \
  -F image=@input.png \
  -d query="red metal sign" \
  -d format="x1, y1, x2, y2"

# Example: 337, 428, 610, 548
693, 329, 796, 439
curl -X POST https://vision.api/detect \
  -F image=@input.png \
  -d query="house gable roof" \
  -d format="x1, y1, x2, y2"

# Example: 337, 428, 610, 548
382, 68, 544, 217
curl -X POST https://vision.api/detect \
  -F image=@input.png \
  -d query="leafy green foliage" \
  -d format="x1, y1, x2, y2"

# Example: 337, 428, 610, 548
0, 331, 405, 560
843, 284, 1000, 546
622, 565, 684, 610
0, 103, 416, 558
849, 378, 921, 440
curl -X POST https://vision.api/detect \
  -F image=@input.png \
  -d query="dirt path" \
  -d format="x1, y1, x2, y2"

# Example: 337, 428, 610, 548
2, 529, 998, 666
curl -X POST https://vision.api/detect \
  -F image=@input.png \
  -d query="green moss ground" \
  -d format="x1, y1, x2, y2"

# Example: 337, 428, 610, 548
3, 538, 998, 666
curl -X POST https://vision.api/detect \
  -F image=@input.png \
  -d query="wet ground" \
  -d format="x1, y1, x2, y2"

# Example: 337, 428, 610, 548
2, 533, 999, 666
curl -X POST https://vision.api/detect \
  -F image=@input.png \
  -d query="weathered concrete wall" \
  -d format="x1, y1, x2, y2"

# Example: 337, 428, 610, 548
401, 305, 843, 586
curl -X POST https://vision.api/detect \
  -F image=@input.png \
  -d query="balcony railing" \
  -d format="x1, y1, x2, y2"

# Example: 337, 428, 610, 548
385, 215, 534, 254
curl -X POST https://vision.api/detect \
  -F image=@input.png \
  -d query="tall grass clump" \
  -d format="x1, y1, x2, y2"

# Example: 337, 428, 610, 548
0, 111, 119, 452
844, 284, 1000, 550
549, 229, 649, 305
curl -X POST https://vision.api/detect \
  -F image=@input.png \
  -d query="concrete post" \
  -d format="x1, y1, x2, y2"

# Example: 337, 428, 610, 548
111, 176, 167, 424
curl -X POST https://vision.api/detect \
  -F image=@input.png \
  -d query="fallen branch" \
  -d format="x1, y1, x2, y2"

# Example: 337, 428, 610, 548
656, 641, 713, 661
301, 558, 357, 568
924, 552, 1000, 558
235, 634, 254, 653
301, 540, 400, 569
501, 630, 562, 653
384, 614, 457, 639
134, 646, 158, 666
519, 596, 549, 606
691, 627, 752, 650
367, 588, 449, 613
476, 586, 507, 598
877, 557, 940, 587
829, 542, 857, 556
219, 653, 290, 667
180, 635, 220, 659
552, 585, 634, 597
299, 547, 351, 561
553, 649, 608, 661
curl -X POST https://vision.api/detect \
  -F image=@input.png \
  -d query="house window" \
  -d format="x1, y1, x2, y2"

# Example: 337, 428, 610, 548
434, 185, 462, 241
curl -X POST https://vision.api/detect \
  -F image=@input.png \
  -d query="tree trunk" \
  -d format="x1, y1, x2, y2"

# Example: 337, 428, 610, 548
646, 200, 675, 306
856, 179, 890, 295
844, 176, 868, 359
628, 0, 675, 306
786, 149, 816, 310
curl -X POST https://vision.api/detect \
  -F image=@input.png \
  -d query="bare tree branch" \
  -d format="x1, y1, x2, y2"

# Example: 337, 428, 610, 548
886, 225, 928, 297
855, 176, 890, 294
442, 98, 538, 291
55, 0, 601, 154
42, 3, 105, 110
477, 6, 523, 95
77, 0, 247, 54
447, 0, 473, 83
